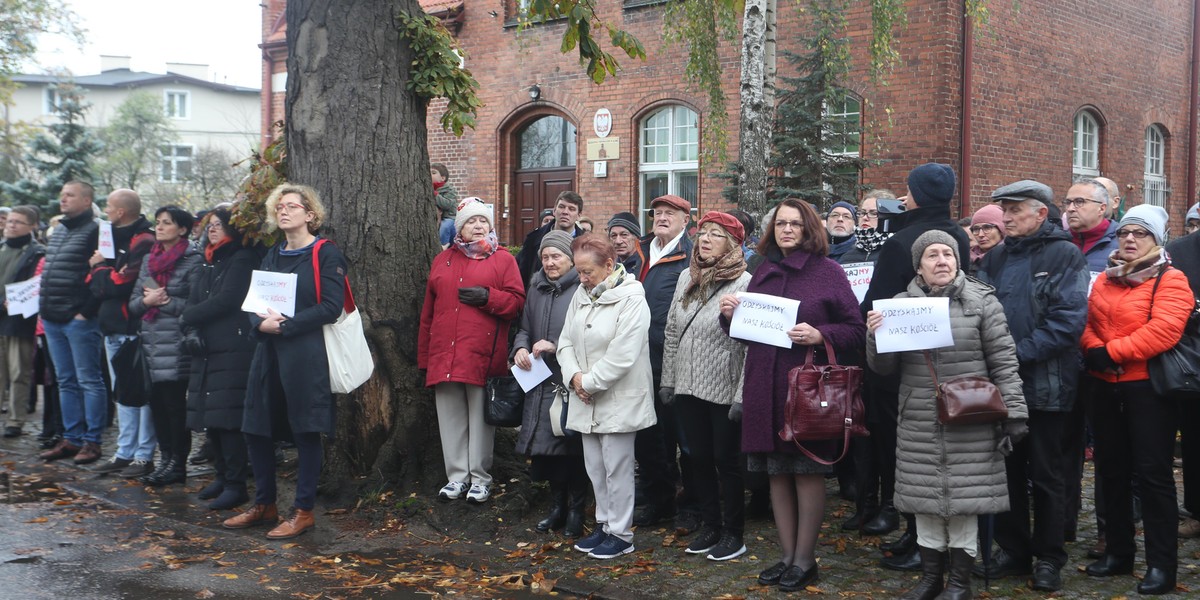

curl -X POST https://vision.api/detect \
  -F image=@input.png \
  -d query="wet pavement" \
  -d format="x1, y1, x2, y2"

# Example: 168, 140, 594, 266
4, 409, 1200, 599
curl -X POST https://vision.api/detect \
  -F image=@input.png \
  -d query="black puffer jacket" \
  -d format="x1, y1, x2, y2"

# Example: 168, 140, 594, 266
0, 237, 45, 338
40, 211, 100, 323
88, 216, 155, 335
638, 233, 693, 383
183, 243, 259, 431
128, 243, 202, 383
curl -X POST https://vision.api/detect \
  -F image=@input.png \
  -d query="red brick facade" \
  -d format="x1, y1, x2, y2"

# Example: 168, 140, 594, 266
264, 0, 1200, 243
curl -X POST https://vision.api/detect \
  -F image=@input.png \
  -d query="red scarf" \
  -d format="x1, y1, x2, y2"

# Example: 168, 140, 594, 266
1074, 218, 1111, 254
143, 240, 188, 322
204, 237, 232, 263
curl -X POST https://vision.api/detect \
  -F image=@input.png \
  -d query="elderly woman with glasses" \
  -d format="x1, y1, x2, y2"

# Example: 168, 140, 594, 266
1081, 204, 1193, 596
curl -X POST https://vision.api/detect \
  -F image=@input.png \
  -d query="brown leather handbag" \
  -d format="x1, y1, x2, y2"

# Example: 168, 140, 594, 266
779, 339, 869, 465
923, 350, 1008, 425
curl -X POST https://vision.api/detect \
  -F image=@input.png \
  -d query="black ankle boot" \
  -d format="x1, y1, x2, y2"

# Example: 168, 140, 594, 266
536, 484, 568, 533
843, 490, 879, 532
882, 529, 918, 556
140, 454, 174, 485
208, 483, 249, 511
144, 457, 186, 487
938, 548, 974, 599
198, 477, 226, 500
863, 502, 900, 535
564, 483, 587, 537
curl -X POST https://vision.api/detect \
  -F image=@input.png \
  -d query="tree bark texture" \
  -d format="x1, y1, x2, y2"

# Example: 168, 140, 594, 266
286, 0, 441, 493
738, 0, 777, 219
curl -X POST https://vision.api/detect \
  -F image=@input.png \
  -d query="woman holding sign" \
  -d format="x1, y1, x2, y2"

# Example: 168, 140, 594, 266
224, 184, 347, 540
127, 206, 202, 487
511, 229, 586, 537
661, 211, 752, 561
865, 230, 1027, 600
719, 198, 865, 590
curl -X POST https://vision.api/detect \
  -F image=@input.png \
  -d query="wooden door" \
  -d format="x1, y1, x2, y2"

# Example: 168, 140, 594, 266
511, 167, 575, 243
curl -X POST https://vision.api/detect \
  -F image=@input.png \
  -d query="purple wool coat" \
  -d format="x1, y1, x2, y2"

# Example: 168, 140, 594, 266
729, 250, 866, 456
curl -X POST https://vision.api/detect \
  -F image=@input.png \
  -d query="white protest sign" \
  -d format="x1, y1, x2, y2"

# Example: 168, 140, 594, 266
1088, 271, 1101, 297
729, 292, 800, 349
241, 270, 298, 317
5, 274, 40, 318
98, 221, 116, 259
511, 354, 553, 392
842, 262, 874, 303
872, 297, 954, 353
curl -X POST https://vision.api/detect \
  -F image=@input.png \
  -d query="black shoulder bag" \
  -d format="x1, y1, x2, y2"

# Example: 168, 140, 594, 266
1146, 268, 1200, 398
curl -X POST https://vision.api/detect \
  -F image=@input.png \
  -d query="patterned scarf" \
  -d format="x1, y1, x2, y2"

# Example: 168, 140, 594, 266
143, 240, 188, 322
683, 242, 745, 309
854, 227, 891, 254
453, 231, 499, 260
1105, 245, 1167, 286
587, 263, 627, 301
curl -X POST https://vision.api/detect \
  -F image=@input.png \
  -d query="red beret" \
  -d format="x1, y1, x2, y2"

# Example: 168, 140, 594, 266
697, 211, 745, 246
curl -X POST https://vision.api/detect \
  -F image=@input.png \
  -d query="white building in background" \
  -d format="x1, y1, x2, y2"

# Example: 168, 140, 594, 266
8, 55, 260, 185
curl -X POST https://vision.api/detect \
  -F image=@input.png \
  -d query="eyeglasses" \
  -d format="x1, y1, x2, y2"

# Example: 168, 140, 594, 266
275, 202, 307, 213
969, 224, 998, 234
828, 212, 854, 221
697, 228, 728, 240
858, 210, 880, 219
1060, 197, 1104, 209
774, 220, 805, 231
1115, 228, 1152, 240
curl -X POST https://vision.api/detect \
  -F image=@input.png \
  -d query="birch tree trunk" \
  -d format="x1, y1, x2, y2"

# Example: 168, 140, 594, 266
737, 0, 777, 219
285, 0, 443, 492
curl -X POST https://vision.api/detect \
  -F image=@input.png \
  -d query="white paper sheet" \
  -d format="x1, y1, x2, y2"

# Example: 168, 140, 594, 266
98, 221, 116, 259
842, 262, 875, 303
729, 292, 801, 349
5, 274, 40, 318
241, 270, 298, 317
872, 297, 954, 353
511, 354, 553, 392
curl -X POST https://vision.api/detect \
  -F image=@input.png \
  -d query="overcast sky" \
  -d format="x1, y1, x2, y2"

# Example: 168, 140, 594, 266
31, 0, 263, 89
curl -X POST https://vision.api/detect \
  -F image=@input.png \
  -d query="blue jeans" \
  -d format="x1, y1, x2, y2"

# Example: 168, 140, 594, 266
105, 334, 156, 461
42, 318, 107, 445
439, 218, 456, 246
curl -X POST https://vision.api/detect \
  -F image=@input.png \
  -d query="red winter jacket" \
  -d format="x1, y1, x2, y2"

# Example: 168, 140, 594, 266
418, 246, 525, 387
1082, 266, 1193, 383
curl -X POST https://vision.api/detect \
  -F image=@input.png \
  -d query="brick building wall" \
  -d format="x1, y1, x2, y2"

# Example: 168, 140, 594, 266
268, 0, 1199, 243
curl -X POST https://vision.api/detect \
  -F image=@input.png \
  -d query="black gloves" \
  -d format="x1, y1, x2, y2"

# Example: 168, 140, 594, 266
728, 403, 743, 423
998, 419, 1029, 456
1085, 346, 1119, 372
658, 387, 675, 406
458, 286, 489, 306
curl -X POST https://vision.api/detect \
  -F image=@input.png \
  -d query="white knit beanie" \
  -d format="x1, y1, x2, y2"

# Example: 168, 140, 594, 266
455, 197, 492, 233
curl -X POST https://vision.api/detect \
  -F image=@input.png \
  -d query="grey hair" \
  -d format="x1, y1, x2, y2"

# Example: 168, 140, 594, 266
1074, 178, 1110, 206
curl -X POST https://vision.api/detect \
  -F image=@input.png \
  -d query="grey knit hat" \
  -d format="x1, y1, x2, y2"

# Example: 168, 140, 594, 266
1119, 204, 1169, 245
911, 229, 961, 272
607, 212, 641, 237
539, 229, 574, 258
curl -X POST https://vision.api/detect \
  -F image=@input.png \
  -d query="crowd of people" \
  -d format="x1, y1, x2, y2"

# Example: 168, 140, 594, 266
425, 161, 1200, 597
14, 181, 346, 541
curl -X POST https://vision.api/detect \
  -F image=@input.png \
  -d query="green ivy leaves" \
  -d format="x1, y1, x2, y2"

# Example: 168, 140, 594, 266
396, 10, 481, 136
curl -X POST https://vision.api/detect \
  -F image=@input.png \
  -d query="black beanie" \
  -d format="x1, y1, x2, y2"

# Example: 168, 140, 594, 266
907, 163, 956, 208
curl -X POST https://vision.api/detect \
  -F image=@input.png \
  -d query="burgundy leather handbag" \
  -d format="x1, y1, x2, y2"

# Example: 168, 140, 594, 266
923, 350, 1008, 425
779, 339, 869, 465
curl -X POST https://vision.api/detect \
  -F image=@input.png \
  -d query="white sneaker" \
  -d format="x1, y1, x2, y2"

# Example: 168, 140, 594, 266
465, 483, 490, 504
438, 481, 468, 501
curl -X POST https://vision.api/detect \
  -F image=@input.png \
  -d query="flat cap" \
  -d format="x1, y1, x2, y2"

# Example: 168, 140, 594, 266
991, 180, 1053, 204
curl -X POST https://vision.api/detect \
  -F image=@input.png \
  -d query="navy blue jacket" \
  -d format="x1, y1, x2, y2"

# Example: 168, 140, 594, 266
1074, 219, 1120, 274
639, 232, 693, 385
977, 220, 1089, 412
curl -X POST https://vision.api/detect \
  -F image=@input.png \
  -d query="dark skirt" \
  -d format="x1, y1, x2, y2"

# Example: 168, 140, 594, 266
746, 451, 832, 476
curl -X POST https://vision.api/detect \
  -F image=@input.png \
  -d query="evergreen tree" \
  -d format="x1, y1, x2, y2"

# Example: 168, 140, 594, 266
0, 81, 103, 213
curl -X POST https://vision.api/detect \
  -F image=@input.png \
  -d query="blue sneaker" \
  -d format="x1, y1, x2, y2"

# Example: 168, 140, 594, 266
574, 528, 609, 553
587, 535, 634, 559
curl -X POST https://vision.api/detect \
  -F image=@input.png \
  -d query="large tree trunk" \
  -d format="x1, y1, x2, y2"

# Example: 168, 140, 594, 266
286, 0, 442, 496
738, 0, 777, 219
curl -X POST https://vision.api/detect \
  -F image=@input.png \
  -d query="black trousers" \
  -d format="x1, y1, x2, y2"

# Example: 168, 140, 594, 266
855, 378, 898, 509
635, 392, 680, 510
1091, 379, 1178, 570
1178, 396, 1200, 517
1061, 377, 1088, 537
209, 427, 249, 486
148, 380, 190, 460
675, 395, 744, 535
994, 409, 1069, 568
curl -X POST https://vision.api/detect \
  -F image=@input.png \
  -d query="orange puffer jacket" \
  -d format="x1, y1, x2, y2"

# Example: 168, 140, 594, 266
1082, 267, 1194, 383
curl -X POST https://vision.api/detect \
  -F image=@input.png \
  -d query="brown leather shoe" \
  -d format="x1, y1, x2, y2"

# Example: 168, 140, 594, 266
73, 442, 102, 465
39, 439, 81, 461
266, 508, 315, 540
222, 504, 279, 530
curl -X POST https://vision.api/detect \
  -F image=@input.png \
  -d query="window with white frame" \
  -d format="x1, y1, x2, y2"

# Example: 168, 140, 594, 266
1144, 124, 1167, 208
1073, 111, 1100, 178
639, 105, 698, 228
825, 94, 862, 199
43, 87, 60, 114
160, 145, 193, 182
164, 90, 190, 119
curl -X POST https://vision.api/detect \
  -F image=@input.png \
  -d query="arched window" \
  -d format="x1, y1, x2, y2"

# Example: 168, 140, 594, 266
1143, 125, 1167, 207
518, 116, 576, 169
1072, 111, 1100, 178
639, 105, 699, 225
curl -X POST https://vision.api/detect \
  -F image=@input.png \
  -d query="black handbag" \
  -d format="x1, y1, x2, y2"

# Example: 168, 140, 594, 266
111, 337, 153, 408
483, 375, 524, 427
1146, 271, 1200, 398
